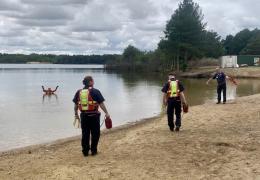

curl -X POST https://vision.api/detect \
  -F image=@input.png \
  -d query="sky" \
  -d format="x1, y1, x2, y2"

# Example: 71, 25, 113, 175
0, 0, 260, 55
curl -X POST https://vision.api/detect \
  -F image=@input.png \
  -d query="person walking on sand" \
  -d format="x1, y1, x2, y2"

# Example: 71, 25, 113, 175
162, 73, 187, 132
206, 67, 229, 104
73, 76, 110, 157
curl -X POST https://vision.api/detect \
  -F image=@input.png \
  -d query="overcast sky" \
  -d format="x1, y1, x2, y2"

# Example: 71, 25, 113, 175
0, 0, 260, 55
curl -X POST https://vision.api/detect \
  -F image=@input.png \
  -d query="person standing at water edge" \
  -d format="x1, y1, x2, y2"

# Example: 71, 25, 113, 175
162, 73, 187, 132
206, 67, 229, 104
73, 76, 110, 157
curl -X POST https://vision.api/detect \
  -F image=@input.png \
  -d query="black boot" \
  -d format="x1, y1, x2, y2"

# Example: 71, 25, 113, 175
82, 150, 89, 157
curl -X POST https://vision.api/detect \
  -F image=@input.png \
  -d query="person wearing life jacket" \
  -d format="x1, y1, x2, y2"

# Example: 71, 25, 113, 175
206, 67, 230, 104
73, 76, 110, 157
42, 85, 59, 95
162, 73, 187, 132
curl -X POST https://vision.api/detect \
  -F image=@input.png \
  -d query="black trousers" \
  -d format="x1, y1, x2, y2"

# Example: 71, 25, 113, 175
80, 113, 100, 153
167, 98, 182, 128
217, 84, 226, 103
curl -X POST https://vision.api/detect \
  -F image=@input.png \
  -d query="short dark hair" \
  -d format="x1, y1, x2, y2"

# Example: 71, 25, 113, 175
83, 76, 93, 86
168, 72, 176, 80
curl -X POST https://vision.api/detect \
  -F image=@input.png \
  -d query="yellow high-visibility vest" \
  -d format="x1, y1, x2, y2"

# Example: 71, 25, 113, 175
79, 89, 98, 111
167, 80, 180, 97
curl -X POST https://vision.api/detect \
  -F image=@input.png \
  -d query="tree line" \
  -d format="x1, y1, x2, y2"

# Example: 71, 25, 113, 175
1, 0, 260, 72
107, 0, 260, 72
223, 28, 260, 55
0, 53, 120, 64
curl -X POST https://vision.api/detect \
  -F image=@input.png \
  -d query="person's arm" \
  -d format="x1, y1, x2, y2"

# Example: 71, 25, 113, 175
206, 77, 213, 85
73, 91, 80, 119
163, 93, 168, 106
207, 73, 217, 85
73, 103, 80, 128
180, 92, 187, 105
178, 81, 187, 105
161, 82, 169, 106
74, 104, 79, 119
42, 86, 46, 92
227, 75, 238, 85
52, 86, 59, 93
93, 89, 109, 117
99, 102, 110, 117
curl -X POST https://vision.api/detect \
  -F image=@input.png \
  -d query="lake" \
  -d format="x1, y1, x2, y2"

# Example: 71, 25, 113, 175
1, 64, 260, 151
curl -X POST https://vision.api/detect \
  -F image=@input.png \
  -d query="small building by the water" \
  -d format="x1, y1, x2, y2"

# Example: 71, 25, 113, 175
221, 55, 260, 68
221, 56, 238, 68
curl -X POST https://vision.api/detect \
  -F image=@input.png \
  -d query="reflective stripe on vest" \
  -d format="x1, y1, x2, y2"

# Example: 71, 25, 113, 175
79, 89, 98, 111
167, 80, 179, 97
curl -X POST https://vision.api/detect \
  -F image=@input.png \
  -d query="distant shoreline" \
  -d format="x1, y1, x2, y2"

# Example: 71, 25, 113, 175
1, 63, 259, 79
26, 61, 52, 64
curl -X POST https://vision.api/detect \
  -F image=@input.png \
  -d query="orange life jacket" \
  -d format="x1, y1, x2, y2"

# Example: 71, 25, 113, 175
78, 88, 99, 112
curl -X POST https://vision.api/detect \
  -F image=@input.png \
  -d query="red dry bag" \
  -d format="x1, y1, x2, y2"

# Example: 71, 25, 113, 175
183, 104, 189, 113
105, 116, 112, 129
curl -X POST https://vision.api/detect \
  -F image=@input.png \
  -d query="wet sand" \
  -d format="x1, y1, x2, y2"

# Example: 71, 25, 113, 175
0, 94, 260, 180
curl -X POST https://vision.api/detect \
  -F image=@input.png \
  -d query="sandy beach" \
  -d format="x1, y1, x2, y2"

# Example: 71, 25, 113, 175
0, 94, 260, 180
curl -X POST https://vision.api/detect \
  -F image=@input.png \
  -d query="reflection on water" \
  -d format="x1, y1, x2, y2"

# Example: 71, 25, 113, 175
0, 64, 104, 69
236, 79, 260, 96
0, 65, 260, 151
42, 94, 59, 104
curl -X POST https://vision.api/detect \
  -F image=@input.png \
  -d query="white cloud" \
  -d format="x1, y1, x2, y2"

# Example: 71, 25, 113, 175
20, 0, 90, 5
198, 0, 260, 38
0, 0, 23, 11
120, 0, 158, 20
0, 0, 260, 54
71, 1, 121, 32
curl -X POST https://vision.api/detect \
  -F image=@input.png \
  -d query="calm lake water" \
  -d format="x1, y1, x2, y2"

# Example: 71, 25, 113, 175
1, 64, 260, 151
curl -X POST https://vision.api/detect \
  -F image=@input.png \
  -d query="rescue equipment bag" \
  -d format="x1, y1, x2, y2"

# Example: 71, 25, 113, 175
183, 103, 189, 113
105, 116, 112, 129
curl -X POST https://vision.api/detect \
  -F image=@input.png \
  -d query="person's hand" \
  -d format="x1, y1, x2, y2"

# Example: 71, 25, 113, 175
206, 81, 209, 85
105, 113, 110, 118
75, 114, 79, 120
163, 99, 167, 106
73, 115, 80, 128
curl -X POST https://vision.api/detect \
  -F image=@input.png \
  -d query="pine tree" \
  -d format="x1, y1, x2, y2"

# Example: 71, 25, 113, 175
160, 0, 206, 71
240, 34, 260, 55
